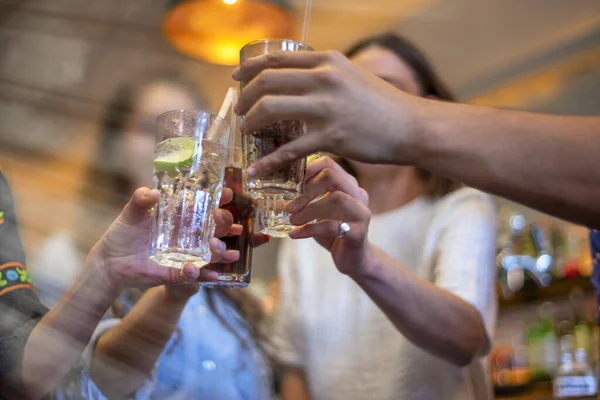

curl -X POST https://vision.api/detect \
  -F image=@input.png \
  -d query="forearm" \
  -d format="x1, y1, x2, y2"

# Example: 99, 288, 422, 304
91, 286, 190, 399
20, 254, 120, 400
281, 368, 311, 400
416, 101, 600, 227
353, 245, 485, 367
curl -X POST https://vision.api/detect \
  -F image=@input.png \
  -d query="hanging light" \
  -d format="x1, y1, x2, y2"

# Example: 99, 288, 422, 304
163, 0, 293, 66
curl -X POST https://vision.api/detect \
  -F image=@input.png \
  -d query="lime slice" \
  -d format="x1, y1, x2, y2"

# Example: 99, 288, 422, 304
153, 137, 196, 176
307, 153, 320, 163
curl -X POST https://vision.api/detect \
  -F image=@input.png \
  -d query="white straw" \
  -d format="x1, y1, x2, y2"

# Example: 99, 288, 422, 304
229, 92, 238, 144
300, 0, 312, 44
218, 86, 238, 120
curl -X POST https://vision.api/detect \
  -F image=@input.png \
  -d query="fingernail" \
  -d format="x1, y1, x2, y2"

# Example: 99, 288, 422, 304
218, 241, 226, 252
247, 166, 257, 177
262, 234, 271, 243
232, 67, 240, 79
289, 228, 300, 238
142, 189, 151, 198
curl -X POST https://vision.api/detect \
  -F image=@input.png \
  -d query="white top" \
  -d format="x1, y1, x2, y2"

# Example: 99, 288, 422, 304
273, 187, 498, 400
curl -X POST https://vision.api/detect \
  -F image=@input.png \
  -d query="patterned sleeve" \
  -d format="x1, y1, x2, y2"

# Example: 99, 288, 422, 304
589, 230, 600, 325
0, 172, 48, 389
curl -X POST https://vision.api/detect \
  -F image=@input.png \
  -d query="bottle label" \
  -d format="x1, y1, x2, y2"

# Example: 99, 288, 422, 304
554, 376, 597, 397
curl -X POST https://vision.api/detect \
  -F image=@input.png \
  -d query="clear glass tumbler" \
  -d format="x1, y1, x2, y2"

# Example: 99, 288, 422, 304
149, 110, 230, 269
240, 39, 313, 238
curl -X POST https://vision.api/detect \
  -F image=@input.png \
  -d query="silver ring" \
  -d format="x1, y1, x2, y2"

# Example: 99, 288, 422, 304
338, 221, 351, 238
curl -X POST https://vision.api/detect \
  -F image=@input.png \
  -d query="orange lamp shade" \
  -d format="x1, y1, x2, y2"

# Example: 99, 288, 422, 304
163, 0, 293, 65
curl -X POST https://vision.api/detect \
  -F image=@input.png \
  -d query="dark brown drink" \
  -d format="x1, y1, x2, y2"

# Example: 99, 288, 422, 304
205, 166, 255, 288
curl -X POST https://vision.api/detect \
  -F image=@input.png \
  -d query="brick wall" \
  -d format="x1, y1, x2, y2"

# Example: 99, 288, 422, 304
0, 0, 281, 282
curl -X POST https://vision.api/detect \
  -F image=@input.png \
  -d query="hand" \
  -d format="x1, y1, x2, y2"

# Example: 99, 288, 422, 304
90, 187, 241, 292
233, 51, 424, 177
165, 232, 271, 300
285, 156, 373, 277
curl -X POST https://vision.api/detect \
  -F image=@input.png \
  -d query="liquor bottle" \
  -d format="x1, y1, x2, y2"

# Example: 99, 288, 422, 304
554, 335, 597, 399
571, 287, 595, 366
527, 302, 559, 381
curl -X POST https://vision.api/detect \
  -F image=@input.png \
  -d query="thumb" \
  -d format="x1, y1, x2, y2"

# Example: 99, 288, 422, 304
120, 187, 160, 225
247, 133, 322, 178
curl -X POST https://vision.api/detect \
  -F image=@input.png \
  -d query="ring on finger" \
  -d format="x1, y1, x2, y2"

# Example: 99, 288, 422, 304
337, 221, 351, 238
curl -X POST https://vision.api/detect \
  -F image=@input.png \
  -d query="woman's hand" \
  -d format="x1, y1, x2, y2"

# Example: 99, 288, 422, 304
90, 187, 241, 292
165, 232, 271, 300
233, 51, 424, 178
286, 156, 373, 278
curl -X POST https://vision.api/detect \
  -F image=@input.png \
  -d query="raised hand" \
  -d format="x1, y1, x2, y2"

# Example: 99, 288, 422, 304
233, 51, 424, 178
90, 187, 241, 291
286, 156, 373, 277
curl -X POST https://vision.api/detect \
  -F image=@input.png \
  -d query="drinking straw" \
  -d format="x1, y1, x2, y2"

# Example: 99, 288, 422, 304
301, 0, 312, 44
218, 86, 238, 120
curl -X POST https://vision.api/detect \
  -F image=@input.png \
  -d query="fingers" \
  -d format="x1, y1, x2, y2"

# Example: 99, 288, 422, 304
175, 263, 219, 284
289, 220, 364, 243
120, 188, 160, 225
224, 224, 244, 237
213, 209, 235, 237
178, 263, 201, 282
239, 95, 325, 135
253, 233, 271, 248
235, 69, 318, 116
289, 191, 370, 226
233, 51, 332, 83
208, 237, 240, 264
287, 158, 366, 214
247, 133, 325, 178
219, 188, 234, 206
304, 156, 357, 184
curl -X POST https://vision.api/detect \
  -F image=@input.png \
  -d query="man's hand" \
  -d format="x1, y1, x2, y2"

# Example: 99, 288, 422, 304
233, 51, 424, 177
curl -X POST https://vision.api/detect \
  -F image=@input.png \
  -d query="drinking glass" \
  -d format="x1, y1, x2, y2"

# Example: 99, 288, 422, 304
240, 39, 313, 237
205, 136, 255, 287
149, 110, 230, 269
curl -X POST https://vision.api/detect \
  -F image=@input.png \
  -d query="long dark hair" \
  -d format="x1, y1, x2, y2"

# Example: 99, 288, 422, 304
343, 33, 461, 198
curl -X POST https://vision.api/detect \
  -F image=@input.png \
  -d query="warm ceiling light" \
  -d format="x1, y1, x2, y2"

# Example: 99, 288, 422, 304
163, 0, 293, 66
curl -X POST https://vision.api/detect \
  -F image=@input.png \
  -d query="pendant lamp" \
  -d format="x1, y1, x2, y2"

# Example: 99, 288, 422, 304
163, 0, 293, 66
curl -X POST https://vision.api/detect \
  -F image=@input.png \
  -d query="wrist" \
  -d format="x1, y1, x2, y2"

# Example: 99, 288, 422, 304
85, 247, 124, 297
347, 243, 380, 283
164, 284, 198, 303
405, 96, 437, 167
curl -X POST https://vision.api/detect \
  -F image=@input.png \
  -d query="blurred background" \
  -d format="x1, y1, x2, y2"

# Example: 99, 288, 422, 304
1, 0, 599, 398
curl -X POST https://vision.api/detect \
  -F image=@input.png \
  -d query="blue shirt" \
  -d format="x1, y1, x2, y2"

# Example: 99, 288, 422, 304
82, 289, 272, 400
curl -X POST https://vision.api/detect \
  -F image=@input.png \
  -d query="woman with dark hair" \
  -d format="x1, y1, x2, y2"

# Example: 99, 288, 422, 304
271, 34, 497, 400
34, 73, 273, 399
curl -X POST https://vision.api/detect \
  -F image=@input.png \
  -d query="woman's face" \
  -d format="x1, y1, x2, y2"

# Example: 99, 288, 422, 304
348, 46, 422, 179
123, 82, 198, 189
